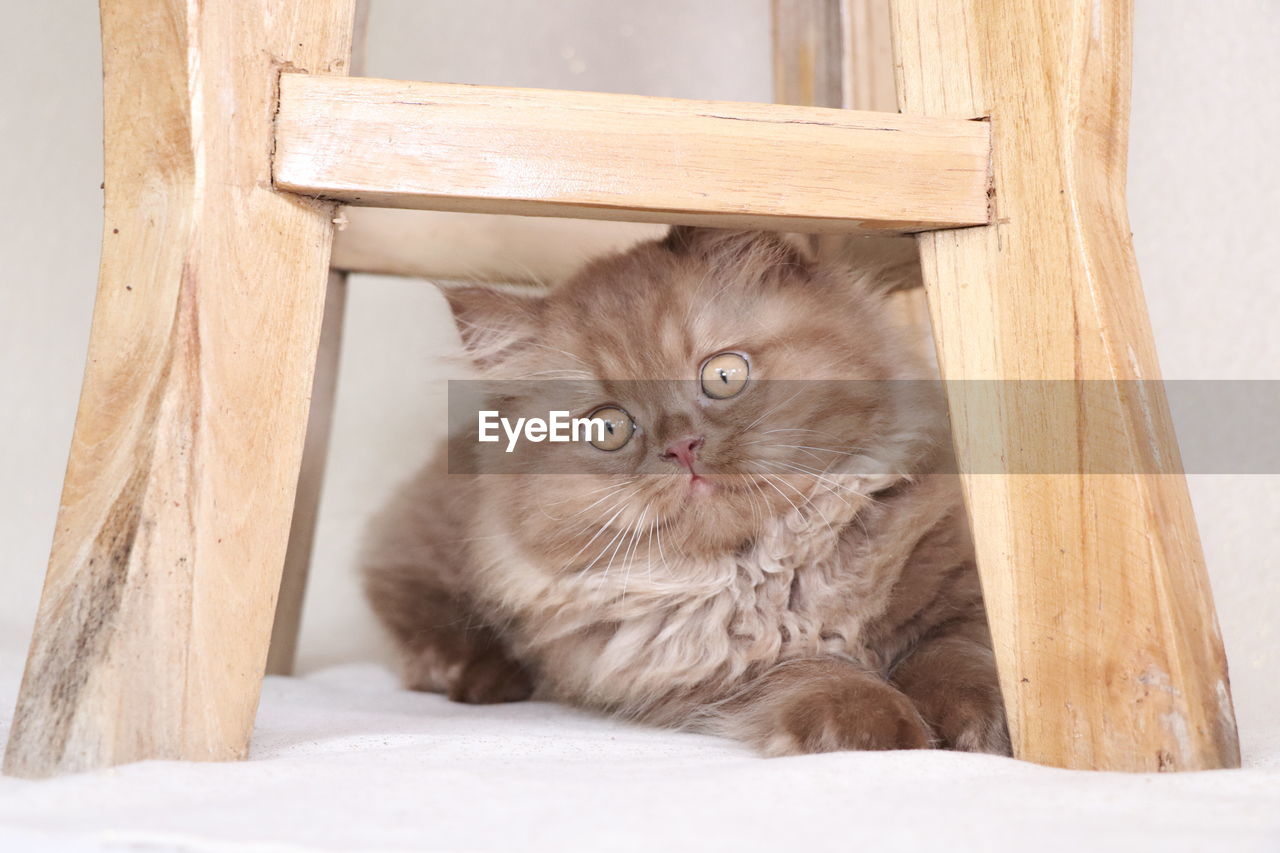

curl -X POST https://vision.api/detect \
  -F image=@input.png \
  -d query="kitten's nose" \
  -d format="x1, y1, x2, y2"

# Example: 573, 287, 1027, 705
660, 435, 704, 472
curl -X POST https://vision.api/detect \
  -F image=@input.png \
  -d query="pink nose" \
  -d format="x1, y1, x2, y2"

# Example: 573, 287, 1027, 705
661, 436, 704, 472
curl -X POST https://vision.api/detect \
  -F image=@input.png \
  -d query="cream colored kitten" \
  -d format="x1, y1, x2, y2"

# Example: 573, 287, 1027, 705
363, 227, 1008, 755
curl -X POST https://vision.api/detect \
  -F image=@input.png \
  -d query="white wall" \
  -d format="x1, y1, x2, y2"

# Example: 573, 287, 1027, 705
1, 2, 1276, 753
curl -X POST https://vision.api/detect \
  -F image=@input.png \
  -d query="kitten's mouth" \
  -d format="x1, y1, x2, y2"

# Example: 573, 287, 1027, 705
688, 474, 716, 498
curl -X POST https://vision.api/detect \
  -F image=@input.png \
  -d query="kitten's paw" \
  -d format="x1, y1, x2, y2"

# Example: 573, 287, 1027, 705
762, 676, 934, 756
402, 643, 534, 704
924, 682, 1010, 756
446, 650, 535, 704
892, 634, 1011, 756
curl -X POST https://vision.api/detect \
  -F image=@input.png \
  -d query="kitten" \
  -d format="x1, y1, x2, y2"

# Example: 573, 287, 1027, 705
362, 227, 1009, 755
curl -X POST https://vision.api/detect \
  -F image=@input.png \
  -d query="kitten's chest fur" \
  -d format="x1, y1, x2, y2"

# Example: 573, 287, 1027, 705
468, 475, 970, 722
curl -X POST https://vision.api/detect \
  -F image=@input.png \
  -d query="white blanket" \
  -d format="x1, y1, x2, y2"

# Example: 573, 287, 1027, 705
1, 662, 1277, 853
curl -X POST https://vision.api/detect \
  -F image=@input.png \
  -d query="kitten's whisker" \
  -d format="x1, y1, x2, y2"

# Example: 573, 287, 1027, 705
761, 468, 839, 529
518, 369, 596, 380
619, 507, 648, 600
758, 460, 860, 507
598, 506, 641, 584
753, 470, 803, 516
758, 427, 850, 442
748, 465, 840, 529
577, 520, 631, 580
564, 485, 629, 518
762, 458, 845, 482
741, 441, 833, 464
772, 469, 856, 511
744, 477, 769, 542
745, 442, 869, 459
565, 501, 630, 568
558, 492, 632, 540
647, 513, 658, 583
653, 520, 666, 575
578, 479, 634, 498
741, 389, 805, 434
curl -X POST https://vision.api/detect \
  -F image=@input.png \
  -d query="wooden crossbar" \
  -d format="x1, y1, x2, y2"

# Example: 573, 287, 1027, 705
273, 76, 991, 234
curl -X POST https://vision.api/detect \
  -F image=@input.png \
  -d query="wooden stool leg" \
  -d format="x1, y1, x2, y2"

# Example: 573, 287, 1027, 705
890, 0, 1240, 770
3, 0, 357, 778
266, 0, 368, 678
266, 272, 348, 676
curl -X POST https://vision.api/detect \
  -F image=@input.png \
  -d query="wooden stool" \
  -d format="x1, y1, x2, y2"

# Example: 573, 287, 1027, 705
4, 0, 1240, 777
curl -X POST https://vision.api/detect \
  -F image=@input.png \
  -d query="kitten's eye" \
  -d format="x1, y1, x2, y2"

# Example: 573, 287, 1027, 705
586, 406, 635, 451
700, 352, 750, 399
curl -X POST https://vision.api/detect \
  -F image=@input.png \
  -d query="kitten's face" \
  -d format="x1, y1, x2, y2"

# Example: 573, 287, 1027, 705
449, 228, 921, 560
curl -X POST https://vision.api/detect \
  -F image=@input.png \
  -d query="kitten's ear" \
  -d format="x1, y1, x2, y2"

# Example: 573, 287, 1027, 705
830, 235, 924, 295
439, 285, 543, 371
661, 225, 709, 254
661, 226, 811, 268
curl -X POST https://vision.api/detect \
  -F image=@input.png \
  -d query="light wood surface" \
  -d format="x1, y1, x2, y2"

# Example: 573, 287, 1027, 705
274, 76, 991, 234
891, 0, 1239, 771
266, 272, 348, 676
4, 0, 356, 777
327, 2, 905, 286
331, 209, 664, 283
267, 0, 370, 677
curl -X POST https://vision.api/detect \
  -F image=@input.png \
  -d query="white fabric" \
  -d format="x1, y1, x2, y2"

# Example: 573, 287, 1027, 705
1, 662, 1277, 852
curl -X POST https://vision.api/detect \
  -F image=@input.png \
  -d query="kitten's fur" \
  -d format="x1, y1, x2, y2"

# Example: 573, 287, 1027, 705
363, 228, 1009, 755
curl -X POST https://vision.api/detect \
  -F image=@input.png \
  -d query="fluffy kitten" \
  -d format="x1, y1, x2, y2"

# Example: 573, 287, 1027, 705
362, 227, 1009, 755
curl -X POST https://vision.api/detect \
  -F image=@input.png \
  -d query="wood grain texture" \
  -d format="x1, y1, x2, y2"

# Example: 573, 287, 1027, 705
267, 0, 369, 677
891, 0, 1239, 770
329, 2, 898, 286
4, 0, 356, 777
331, 209, 664, 283
266, 272, 348, 676
273, 76, 991, 234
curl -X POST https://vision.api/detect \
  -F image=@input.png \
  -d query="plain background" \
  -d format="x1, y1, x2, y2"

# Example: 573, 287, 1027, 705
0, 1, 1276, 756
